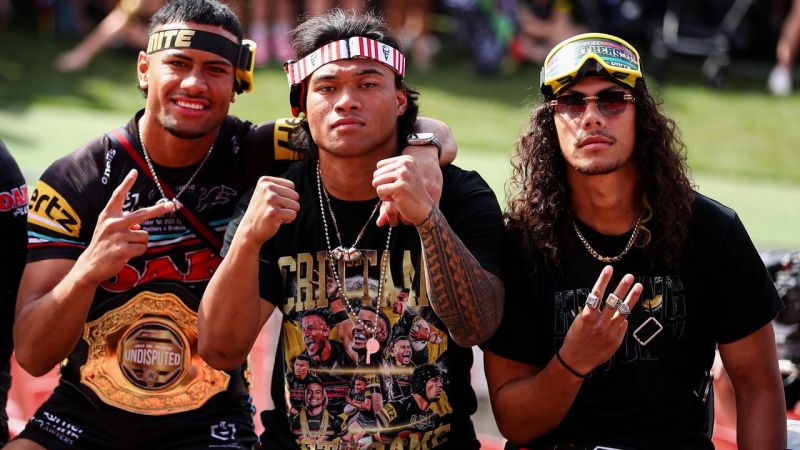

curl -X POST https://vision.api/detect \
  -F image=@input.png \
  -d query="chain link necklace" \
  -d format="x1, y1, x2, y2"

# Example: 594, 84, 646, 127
316, 161, 391, 364
138, 126, 214, 210
572, 212, 644, 263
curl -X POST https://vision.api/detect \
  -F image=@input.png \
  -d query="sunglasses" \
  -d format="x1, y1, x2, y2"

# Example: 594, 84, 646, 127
549, 91, 635, 118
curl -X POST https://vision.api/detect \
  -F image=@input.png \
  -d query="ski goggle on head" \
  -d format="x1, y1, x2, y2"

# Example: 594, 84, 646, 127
540, 33, 643, 97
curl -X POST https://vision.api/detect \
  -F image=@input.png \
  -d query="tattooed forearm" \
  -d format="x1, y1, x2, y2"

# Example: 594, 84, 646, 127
416, 205, 504, 346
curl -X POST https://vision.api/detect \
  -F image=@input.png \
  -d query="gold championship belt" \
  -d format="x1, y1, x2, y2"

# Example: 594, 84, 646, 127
80, 287, 229, 415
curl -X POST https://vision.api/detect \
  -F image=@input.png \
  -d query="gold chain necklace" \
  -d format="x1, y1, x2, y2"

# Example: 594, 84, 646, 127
138, 126, 214, 210
572, 213, 644, 263
316, 161, 392, 365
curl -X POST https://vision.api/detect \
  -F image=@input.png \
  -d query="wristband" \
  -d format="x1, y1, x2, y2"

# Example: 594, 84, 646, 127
556, 350, 589, 379
332, 310, 350, 324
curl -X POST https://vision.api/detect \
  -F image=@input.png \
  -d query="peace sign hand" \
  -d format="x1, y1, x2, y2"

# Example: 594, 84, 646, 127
73, 169, 176, 285
558, 266, 643, 377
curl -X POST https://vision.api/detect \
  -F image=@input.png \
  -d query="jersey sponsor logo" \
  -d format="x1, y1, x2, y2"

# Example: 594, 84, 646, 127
28, 180, 81, 237
147, 29, 195, 53
101, 148, 117, 185
0, 183, 28, 216
210, 421, 237, 441
30, 411, 84, 446
119, 319, 189, 390
101, 248, 221, 292
274, 118, 304, 161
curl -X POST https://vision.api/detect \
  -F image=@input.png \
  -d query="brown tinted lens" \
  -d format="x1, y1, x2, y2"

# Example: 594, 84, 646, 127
596, 91, 630, 115
555, 94, 587, 117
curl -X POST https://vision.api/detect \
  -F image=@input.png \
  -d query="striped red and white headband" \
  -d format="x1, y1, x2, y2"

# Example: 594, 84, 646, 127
284, 36, 406, 85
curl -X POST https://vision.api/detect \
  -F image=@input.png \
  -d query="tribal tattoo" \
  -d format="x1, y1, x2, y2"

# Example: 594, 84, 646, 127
416, 205, 504, 346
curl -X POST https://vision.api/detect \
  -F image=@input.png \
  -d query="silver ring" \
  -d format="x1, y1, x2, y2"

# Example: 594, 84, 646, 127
617, 302, 631, 316
605, 293, 621, 309
585, 293, 600, 309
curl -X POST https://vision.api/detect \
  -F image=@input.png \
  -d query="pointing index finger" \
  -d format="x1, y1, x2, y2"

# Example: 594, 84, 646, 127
104, 169, 138, 216
121, 201, 177, 227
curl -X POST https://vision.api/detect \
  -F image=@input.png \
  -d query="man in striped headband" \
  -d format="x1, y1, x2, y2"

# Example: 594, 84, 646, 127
200, 9, 505, 449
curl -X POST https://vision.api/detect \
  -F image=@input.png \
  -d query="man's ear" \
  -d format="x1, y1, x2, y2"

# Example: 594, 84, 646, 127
137, 51, 149, 91
396, 87, 408, 116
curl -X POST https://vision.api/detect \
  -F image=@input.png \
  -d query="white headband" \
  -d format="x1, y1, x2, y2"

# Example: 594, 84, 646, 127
284, 36, 406, 85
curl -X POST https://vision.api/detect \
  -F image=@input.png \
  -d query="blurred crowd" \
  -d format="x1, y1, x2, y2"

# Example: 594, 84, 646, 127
0, 0, 798, 93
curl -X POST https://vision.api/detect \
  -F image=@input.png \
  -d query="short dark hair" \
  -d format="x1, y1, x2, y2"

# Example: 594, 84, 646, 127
293, 354, 311, 364
148, 0, 243, 42
289, 9, 419, 158
301, 309, 329, 326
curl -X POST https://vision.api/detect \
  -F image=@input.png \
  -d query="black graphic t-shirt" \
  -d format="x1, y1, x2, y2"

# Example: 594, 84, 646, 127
489, 192, 782, 449
228, 161, 503, 449
25, 111, 301, 409
0, 139, 28, 444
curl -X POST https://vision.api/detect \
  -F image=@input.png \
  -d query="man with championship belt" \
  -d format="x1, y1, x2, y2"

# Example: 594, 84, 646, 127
7, 0, 454, 448
199, 9, 505, 450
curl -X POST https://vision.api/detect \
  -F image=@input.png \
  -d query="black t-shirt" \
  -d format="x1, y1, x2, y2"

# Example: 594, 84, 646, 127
25, 111, 300, 411
488, 192, 782, 449
225, 160, 503, 449
0, 139, 28, 444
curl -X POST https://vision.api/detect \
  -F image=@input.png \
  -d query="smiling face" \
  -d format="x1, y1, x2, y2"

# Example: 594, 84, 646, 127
305, 381, 326, 409
138, 22, 236, 140
553, 77, 637, 177
304, 59, 407, 160
352, 308, 378, 351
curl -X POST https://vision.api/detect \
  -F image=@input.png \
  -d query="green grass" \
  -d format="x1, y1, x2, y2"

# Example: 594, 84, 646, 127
1, 28, 799, 248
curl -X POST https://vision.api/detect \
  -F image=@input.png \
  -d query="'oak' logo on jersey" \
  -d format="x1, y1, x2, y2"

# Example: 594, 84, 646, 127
0, 183, 27, 213
28, 181, 81, 237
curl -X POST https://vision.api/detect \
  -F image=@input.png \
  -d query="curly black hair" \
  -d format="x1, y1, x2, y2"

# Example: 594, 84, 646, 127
506, 79, 695, 269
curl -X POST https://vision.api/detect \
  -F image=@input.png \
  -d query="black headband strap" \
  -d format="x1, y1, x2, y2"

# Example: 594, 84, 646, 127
147, 28, 250, 70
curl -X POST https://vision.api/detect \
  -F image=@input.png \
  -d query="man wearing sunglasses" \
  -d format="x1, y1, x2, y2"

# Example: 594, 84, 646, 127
484, 33, 786, 449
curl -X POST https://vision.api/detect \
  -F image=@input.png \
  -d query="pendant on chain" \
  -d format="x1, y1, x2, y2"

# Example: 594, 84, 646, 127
331, 246, 362, 263
365, 337, 380, 364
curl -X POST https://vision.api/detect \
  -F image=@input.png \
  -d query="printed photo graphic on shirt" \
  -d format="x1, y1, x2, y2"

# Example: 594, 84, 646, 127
552, 274, 687, 375
277, 248, 455, 449
28, 180, 81, 237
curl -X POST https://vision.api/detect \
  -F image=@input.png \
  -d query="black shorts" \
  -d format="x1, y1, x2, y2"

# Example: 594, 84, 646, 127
16, 383, 257, 450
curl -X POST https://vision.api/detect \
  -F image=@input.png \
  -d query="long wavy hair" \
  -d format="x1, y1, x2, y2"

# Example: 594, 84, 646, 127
506, 79, 694, 269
